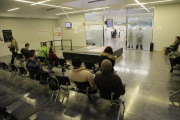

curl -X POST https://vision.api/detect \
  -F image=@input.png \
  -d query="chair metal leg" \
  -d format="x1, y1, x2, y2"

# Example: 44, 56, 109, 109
117, 102, 123, 120
169, 89, 180, 99
55, 89, 60, 102
10, 73, 16, 83
7, 73, 14, 84
50, 91, 55, 100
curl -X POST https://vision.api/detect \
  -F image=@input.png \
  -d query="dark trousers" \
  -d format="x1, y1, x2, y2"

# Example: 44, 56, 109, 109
166, 47, 171, 54
11, 52, 17, 64
169, 57, 180, 71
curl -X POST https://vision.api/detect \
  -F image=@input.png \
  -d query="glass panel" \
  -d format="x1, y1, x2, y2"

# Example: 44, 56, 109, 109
127, 7, 154, 50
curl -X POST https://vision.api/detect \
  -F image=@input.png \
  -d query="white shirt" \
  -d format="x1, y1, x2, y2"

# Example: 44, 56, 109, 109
136, 31, 144, 39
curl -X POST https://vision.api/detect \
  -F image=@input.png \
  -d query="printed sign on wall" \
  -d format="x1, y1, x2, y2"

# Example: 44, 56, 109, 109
53, 27, 61, 40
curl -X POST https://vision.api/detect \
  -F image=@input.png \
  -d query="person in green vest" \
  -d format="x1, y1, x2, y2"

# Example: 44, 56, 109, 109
39, 42, 49, 63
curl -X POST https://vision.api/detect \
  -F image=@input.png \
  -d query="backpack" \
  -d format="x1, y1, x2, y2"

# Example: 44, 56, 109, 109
48, 78, 59, 90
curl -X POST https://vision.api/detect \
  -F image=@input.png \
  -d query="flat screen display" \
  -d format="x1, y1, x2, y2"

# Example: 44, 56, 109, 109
65, 22, 72, 28
107, 19, 113, 27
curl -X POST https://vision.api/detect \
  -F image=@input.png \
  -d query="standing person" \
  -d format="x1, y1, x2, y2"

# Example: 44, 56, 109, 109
95, 60, 125, 102
8, 37, 19, 64
39, 42, 49, 63
136, 28, 144, 50
99, 46, 117, 73
127, 28, 133, 48
21, 43, 30, 59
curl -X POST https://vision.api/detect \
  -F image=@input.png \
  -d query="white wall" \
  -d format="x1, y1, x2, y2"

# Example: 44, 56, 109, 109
0, 17, 57, 57
57, 14, 86, 47
153, 3, 180, 51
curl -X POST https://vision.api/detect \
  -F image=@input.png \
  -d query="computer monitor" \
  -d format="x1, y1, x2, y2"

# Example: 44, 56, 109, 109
107, 19, 113, 28
65, 22, 72, 28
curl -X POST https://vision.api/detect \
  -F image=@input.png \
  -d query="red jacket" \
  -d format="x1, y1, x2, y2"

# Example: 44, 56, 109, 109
49, 53, 59, 64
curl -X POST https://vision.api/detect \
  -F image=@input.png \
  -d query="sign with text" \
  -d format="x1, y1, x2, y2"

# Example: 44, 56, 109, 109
53, 27, 62, 46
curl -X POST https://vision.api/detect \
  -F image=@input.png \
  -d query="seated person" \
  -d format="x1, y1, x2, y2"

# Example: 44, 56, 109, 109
39, 42, 49, 63
99, 46, 117, 73
68, 57, 97, 93
49, 46, 60, 66
95, 59, 125, 100
166, 36, 180, 53
169, 53, 180, 72
26, 50, 52, 80
21, 43, 30, 59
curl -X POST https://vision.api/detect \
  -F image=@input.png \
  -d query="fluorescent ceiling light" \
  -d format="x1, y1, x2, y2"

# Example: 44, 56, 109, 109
15, 0, 34, 3
127, 0, 173, 6
135, 0, 150, 12
8, 8, 19, 11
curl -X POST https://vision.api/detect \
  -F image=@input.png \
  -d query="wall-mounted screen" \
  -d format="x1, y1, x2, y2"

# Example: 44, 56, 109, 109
107, 19, 113, 28
65, 22, 72, 28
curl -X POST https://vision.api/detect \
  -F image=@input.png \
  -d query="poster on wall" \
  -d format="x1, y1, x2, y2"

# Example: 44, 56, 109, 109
2, 30, 13, 43
53, 27, 62, 46
0, 30, 4, 43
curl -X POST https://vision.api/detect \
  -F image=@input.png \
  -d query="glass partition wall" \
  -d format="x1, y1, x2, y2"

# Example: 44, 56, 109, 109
127, 7, 154, 50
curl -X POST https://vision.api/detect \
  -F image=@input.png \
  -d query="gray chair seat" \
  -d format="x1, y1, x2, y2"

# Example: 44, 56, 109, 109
10, 103, 38, 120
172, 75, 180, 83
173, 66, 180, 70
0, 94, 18, 109
0, 90, 6, 97
34, 113, 56, 120
173, 70, 180, 76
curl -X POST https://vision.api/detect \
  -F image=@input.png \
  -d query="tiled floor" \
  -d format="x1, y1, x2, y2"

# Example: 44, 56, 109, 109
0, 46, 180, 120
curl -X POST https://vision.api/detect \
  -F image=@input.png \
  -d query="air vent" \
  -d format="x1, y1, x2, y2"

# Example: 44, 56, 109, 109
46, 8, 56, 11
88, 0, 105, 3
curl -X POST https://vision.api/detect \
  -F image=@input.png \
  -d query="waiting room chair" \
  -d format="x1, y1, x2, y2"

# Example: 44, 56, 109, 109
18, 67, 28, 79
0, 90, 6, 97
9, 102, 38, 120
37, 57, 47, 66
55, 75, 73, 92
58, 59, 68, 75
169, 75, 180, 98
34, 113, 56, 120
40, 72, 50, 85
28, 70, 38, 81
8, 64, 18, 84
1, 62, 9, 71
47, 78, 60, 102
16, 53, 25, 64
169, 45, 180, 56
0, 94, 19, 120
84, 61, 99, 74
74, 81, 98, 97
96, 85, 125, 120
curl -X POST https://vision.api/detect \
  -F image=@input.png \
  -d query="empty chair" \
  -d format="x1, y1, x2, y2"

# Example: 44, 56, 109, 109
74, 81, 98, 97
18, 67, 28, 79
34, 113, 56, 120
0, 94, 19, 119
47, 78, 60, 102
16, 53, 25, 64
8, 64, 18, 84
9, 102, 38, 120
1, 62, 9, 71
39, 57, 47, 65
56, 75, 74, 92
40, 72, 50, 85
96, 85, 125, 120
83, 61, 96, 73
29, 70, 39, 81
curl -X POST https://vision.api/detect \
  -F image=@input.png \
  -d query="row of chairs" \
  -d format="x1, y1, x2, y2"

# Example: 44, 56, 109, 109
0, 90, 56, 120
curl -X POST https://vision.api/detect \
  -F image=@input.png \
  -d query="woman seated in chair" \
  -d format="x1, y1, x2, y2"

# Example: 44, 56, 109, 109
49, 46, 61, 66
166, 36, 180, 54
99, 46, 117, 73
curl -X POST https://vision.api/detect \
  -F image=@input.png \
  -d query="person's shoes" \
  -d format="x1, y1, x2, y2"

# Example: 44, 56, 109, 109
170, 69, 173, 73
127, 45, 130, 48
140, 45, 143, 50
111, 102, 120, 106
136, 45, 139, 49
131, 45, 133, 48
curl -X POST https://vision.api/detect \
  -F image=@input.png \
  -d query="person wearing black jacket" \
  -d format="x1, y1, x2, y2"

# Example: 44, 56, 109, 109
95, 59, 125, 101
166, 36, 180, 53
99, 46, 117, 73
21, 43, 30, 59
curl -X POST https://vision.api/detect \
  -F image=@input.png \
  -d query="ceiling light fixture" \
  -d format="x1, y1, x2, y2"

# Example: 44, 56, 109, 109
15, 0, 34, 4
127, 0, 173, 6
8, 8, 19, 11
31, 0, 51, 6
135, 0, 150, 12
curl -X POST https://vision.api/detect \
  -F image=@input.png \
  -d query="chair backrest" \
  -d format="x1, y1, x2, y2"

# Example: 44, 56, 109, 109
84, 61, 95, 70
17, 54, 24, 60
1, 62, 8, 70
48, 58, 55, 66
10, 64, 18, 72
39, 57, 46, 63
96, 84, 116, 100
56, 75, 71, 86
18, 67, 27, 74
47, 79, 59, 90
74, 81, 91, 90
58, 59, 66, 66
40, 72, 50, 84
28, 70, 37, 80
